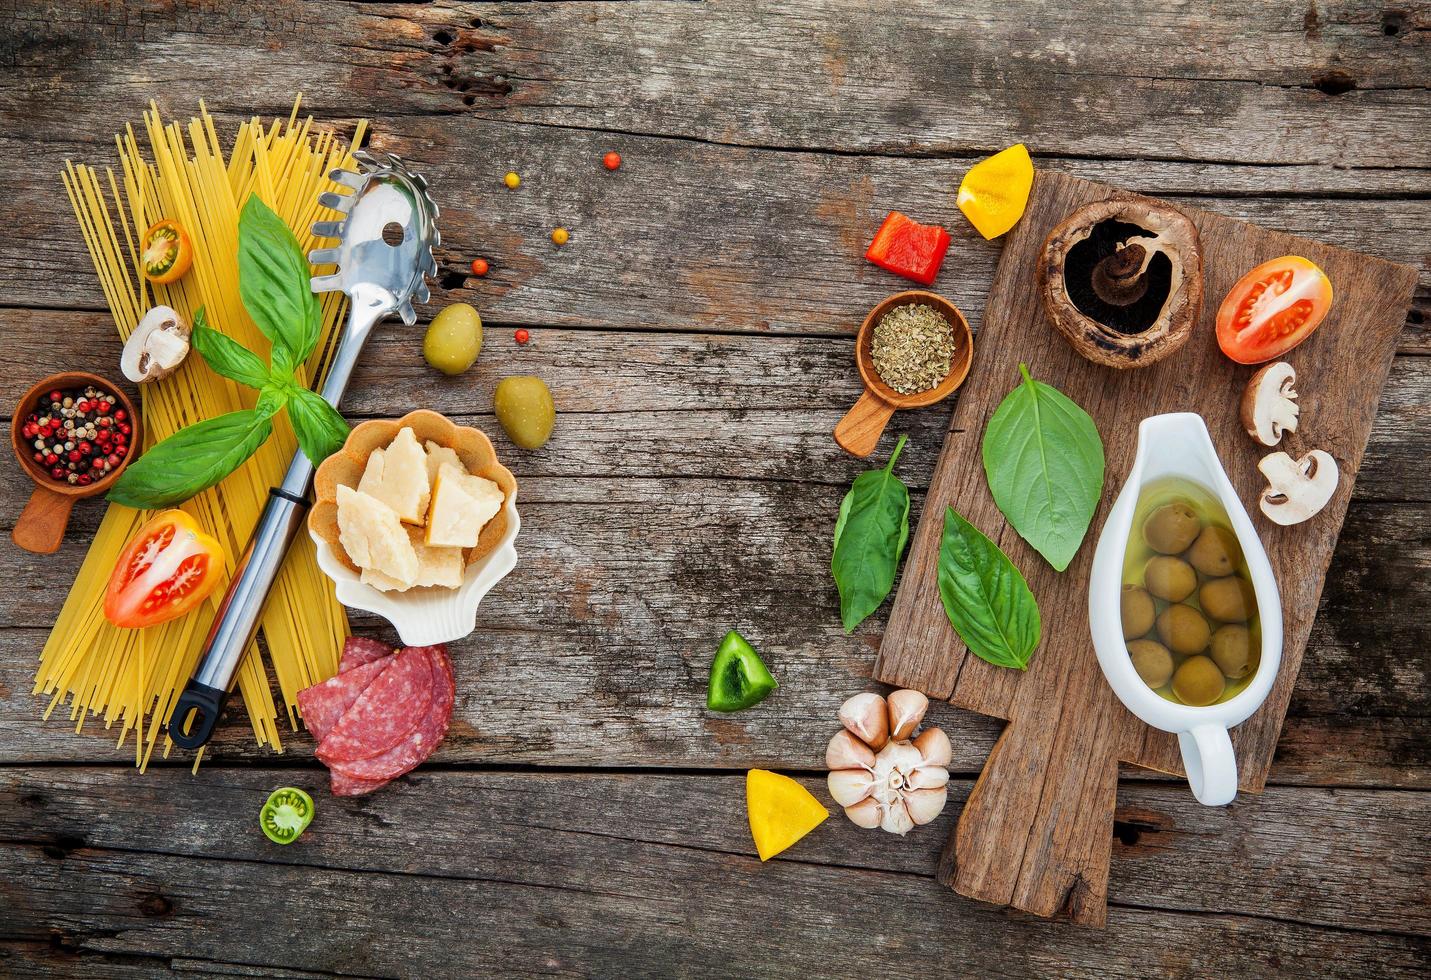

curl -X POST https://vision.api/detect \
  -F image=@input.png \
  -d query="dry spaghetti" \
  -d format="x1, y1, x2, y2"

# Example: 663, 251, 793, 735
42, 98, 364, 769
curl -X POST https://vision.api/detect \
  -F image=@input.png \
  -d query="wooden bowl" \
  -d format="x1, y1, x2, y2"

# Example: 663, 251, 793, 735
9, 371, 141, 554
834, 290, 974, 457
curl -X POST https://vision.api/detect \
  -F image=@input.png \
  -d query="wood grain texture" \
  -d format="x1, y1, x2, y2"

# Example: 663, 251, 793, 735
1, 768, 1426, 978
875, 171, 1419, 924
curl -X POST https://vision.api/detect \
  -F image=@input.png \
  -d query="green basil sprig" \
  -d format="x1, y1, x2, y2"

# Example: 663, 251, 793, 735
108, 196, 348, 509
981, 363, 1104, 572
832, 434, 911, 633
937, 506, 1041, 670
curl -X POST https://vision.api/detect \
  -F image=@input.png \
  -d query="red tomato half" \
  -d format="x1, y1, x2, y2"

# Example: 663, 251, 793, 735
1216, 255, 1333, 364
103, 510, 226, 629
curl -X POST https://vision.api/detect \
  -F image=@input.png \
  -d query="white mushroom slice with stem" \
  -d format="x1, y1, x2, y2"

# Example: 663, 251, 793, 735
121, 306, 191, 383
1258, 449, 1339, 526
1240, 362, 1300, 447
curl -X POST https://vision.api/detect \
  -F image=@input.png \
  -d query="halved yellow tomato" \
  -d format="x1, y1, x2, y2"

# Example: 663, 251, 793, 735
141, 219, 193, 285
1216, 256, 1333, 364
103, 510, 225, 629
957, 143, 1034, 240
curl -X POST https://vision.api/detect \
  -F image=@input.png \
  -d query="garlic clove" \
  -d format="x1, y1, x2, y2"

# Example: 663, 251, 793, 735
907, 765, 950, 791
886, 688, 929, 740
843, 797, 883, 830
838, 692, 889, 750
880, 799, 915, 836
826, 729, 876, 770
904, 787, 949, 826
913, 726, 953, 768
827, 768, 877, 807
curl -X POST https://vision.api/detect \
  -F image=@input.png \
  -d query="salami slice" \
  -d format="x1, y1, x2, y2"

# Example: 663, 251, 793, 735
296, 657, 393, 743
315, 648, 435, 766
330, 769, 391, 797
330, 646, 454, 783
340, 636, 395, 674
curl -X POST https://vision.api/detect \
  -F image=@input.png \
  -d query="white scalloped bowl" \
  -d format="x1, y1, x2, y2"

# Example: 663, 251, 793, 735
310, 489, 520, 646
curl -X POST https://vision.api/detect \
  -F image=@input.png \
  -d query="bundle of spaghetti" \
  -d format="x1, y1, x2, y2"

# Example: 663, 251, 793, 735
42, 98, 366, 770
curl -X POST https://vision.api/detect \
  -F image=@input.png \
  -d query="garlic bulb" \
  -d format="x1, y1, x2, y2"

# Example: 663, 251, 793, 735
826, 690, 950, 835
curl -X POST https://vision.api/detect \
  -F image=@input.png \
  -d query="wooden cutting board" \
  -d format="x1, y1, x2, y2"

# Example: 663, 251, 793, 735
873, 171, 1418, 927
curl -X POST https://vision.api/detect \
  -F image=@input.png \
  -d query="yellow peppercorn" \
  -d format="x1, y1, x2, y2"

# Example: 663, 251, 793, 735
503, 171, 520, 189
551, 227, 569, 246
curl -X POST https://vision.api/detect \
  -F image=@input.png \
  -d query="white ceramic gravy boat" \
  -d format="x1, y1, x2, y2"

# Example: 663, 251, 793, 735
1089, 413, 1283, 806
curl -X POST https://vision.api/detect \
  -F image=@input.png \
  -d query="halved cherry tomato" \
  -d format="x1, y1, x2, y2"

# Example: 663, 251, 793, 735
1216, 256, 1333, 364
103, 510, 225, 629
141, 219, 193, 285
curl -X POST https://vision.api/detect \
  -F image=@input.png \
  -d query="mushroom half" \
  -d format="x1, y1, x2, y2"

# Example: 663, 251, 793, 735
1039, 198, 1204, 369
121, 306, 191, 383
1240, 361, 1300, 447
1258, 449, 1339, 526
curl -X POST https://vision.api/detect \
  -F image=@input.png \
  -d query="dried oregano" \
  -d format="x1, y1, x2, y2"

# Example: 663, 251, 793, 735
870, 303, 957, 395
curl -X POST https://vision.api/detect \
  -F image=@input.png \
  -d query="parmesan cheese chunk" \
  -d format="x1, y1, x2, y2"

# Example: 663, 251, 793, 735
337, 485, 419, 588
361, 527, 464, 592
424, 440, 463, 489
356, 427, 430, 524
425, 462, 504, 549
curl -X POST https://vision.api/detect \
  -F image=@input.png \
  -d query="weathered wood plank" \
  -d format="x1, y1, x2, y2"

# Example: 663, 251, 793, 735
2, 316, 1428, 502
3, 0, 1428, 168
3, 120, 1428, 333
0, 489, 1423, 790
0, 768, 1427, 975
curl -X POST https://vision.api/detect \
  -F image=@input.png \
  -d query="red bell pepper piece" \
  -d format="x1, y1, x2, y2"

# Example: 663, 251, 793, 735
864, 211, 950, 286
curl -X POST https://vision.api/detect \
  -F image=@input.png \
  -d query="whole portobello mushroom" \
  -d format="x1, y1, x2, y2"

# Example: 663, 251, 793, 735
1039, 197, 1204, 369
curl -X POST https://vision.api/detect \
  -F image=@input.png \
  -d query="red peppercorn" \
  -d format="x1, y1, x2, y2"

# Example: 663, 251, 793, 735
603, 152, 622, 171
107, 454, 122, 467
78, 441, 92, 454
32, 451, 43, 462
470, 258, 489, 276
97, 401, 111, 415
48, 390, 61, 402
44, 453, 58, 466
115, 409, 128, 422
51, 465, 66, 480
514, 328, 530, 344
77, 474, 92, 486
120, 423, 131, 435
67, 449, 82, 462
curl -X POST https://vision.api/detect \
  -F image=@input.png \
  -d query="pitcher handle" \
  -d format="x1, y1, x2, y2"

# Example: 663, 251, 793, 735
1178, 723, 1237, 806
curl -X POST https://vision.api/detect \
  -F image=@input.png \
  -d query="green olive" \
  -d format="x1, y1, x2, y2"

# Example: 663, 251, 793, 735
423, 304, 483, 375
1156, 603, 1211, 656
1200, 576, 1256, 623
1171, 655, 1225, 706
1143, 501, 1201, 555
1121, 585, 1155, 640
1187, 525, 1241, 578
494, 376, 555, 450
1210, 624, 1254, 679
1127, 639, 1174, 689
1144, 556, 1197, 602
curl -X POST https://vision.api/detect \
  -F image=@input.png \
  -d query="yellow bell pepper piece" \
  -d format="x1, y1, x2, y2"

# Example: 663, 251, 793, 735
957, 143, 1035, 240
746, 769, 829, 861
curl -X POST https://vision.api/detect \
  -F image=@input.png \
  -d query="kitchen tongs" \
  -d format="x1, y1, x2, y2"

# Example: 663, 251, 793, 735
169, 151, 439, 749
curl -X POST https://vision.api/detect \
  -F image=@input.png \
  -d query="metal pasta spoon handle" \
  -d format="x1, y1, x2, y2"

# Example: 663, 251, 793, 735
168, 152, 439, 750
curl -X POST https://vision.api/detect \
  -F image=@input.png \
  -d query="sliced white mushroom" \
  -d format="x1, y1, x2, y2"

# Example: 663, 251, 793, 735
1258, 449, 1339, 526
121, 306, 191, 383
1240, 362, 1300, 447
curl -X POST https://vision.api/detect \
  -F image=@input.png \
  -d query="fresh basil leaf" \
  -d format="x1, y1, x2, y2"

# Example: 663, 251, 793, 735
937, 506, 1041, 670
286, 388, 349, 466
254, 383, 290, 421
238, 195, 321, 367
192, 308, 269, 390
832, 434, 911, 633
107, 410, 273, 509
981, 363, 1104, 572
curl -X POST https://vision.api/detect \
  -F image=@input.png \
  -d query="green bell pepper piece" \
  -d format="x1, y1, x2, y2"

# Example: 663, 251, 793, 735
706, 630, 778, 712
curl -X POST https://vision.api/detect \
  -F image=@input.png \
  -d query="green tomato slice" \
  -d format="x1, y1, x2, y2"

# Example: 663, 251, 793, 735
260, 787, 315, 845
706, 631, 778, 712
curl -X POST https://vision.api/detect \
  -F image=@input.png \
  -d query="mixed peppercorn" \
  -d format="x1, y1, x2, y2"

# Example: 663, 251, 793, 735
22, 385, 132, 486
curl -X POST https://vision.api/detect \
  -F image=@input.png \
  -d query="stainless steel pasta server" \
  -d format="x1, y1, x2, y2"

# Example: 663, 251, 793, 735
169, 151, 439, 750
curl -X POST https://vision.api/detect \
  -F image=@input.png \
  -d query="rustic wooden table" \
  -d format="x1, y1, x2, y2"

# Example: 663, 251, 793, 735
2, 2, 1427, 976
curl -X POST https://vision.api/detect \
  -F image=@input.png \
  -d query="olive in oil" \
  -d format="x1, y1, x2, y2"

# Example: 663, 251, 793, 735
1121, 477, 1261, 706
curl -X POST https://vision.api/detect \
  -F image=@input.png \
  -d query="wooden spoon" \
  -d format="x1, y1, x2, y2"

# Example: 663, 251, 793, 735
834, 290, 974, 458
10, 371, 141, 554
